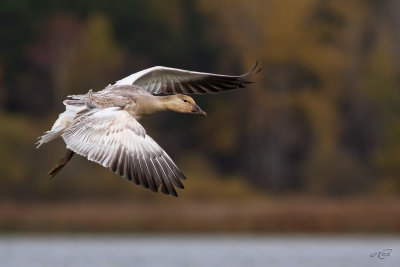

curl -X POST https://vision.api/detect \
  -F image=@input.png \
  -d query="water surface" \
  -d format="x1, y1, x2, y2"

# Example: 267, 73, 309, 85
0, 235, 398, 267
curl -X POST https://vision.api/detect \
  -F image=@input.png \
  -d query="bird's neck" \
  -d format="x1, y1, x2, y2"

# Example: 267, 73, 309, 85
158, 95, 177, 111
136, 95, 174, 115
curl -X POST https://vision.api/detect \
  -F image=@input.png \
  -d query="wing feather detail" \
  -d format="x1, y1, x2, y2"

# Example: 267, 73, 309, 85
61, 107, 186, 196
114, 61, 261, 95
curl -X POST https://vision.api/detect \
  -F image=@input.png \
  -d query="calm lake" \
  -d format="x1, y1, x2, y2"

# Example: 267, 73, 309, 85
0, 235, 398, 267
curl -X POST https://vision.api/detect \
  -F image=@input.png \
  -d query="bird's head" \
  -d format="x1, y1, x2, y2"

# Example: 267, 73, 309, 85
167, 94, 207, 116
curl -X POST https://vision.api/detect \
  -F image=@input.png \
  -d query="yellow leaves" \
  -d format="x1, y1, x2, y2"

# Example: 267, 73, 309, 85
196, 0, 400, 193
298, 91, 340, 152
180, 153, 261, 200
0, 113, 40, 184
81, 14, 122, 65
66, 14, 125, 94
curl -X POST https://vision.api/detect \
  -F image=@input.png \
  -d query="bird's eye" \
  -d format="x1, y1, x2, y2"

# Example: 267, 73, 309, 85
183, 99, 188, 103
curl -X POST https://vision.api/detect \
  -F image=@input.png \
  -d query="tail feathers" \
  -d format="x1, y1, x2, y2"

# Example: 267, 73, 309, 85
36, 104, 85, 148
36, 129, 63, 148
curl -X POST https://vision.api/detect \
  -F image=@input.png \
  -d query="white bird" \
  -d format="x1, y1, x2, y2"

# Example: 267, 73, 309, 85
37, 62, 261, 196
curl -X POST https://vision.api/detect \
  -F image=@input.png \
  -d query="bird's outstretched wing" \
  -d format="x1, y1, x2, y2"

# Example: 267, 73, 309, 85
114, 61, 261, 95
62, 107, 186, 196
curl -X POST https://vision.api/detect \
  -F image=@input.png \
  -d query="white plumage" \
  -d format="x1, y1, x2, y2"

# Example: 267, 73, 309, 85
38, 62, 260, 196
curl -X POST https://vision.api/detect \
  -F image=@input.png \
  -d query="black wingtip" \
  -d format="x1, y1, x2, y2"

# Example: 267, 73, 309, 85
161, 184, 169, 194
254, 67, 262, 75
169, 186, 178, 197
252, 60, 262, 75
149, 186, 158, 193
241, 60, 262, 77
161, 186, 179, 197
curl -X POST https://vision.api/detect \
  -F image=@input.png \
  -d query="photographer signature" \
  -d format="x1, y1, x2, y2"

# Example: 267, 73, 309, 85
370, 249, 392, 259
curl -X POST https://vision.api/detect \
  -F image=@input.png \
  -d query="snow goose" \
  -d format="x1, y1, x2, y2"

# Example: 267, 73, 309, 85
37, 62, 261, 196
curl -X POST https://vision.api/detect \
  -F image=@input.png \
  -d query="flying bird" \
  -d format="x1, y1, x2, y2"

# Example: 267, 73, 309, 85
37, 62, 261, 196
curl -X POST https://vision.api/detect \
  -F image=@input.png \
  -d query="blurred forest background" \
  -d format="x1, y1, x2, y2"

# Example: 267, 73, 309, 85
1, 0, 400, 232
